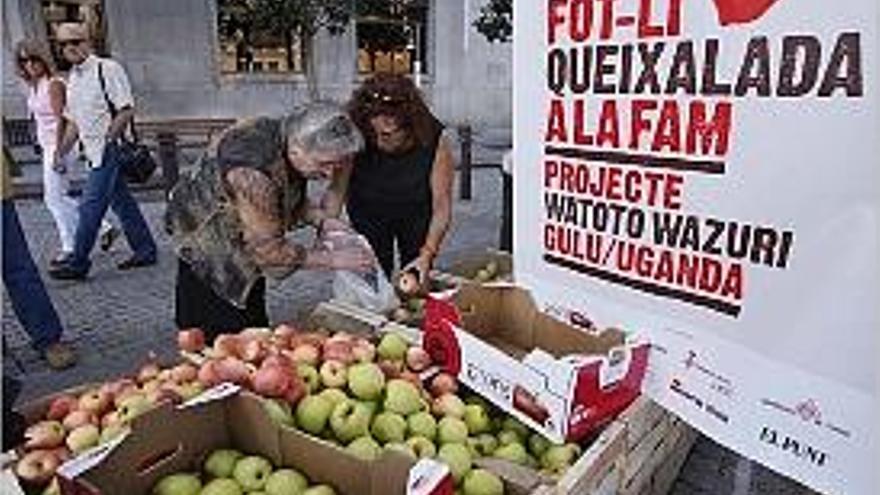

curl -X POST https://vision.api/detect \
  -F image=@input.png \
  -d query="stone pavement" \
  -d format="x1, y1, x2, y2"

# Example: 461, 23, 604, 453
1, 167, 813, 494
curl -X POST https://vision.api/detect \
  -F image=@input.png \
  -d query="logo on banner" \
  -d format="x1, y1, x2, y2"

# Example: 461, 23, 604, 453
669, 378, 729, 424
760, 398, 852, 439
682, 351, 734, 398
759, 426, 829, 468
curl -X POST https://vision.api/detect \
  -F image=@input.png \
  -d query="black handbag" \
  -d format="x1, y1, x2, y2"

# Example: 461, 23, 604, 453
97, 62, 157, 184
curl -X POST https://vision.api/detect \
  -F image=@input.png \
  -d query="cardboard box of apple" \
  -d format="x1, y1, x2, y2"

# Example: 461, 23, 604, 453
177, 322, 588, 495
151, 449, 336, 495
12, 354, 206, 492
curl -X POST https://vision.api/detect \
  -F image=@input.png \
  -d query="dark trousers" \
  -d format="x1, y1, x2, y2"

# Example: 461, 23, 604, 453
174, 259, 268, 343
500, 172, 513, 253
69, 141, 157, 273
349, 201, 432, 278
2, 200, 62, 350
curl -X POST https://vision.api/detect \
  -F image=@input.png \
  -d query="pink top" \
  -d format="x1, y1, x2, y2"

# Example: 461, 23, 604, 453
26, 76, 64, 152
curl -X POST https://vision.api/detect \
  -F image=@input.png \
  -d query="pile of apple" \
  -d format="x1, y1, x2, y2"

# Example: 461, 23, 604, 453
180, 325, 583, 494
14, 358, 206, 489
152, 449, 335, 495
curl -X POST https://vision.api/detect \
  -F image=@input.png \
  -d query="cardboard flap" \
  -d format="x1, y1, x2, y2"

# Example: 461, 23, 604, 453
278, 425, 372, 495
532, 312, 625, 357
473, 458, 551, 495
229, 394, 283, 465
78, 399, 230, 491
372, 450, 418, 495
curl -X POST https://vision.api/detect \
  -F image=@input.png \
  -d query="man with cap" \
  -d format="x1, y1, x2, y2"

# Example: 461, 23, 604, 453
50, 22, 157, 280
166, 102, 376, 341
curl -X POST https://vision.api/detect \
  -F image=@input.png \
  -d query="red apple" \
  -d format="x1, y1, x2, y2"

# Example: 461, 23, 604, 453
140, 379, 162, 395
16, 450, 61, 485
319, 360, 348, 388
50, 446, 72, 463
113, 384, 142, 408
378, 359, 404, 380
430, 373, 458, 397
24, 421, 66, 450
101, 411, 121, 429
287, 344, 320, 366
146, 386, 183, 406
177, 328, 206, 353
261, 354, 293, 370
322, 339, 354, 365
63, 409, 97, 430
78, 389, 112, 416
289, 331, 328, 350
170, 363, 198, 383
406, 347, 432, 372
283, 374, 308, 406
215, 357, 251, 385
137, 363, 161, 384
252, 364, 293, 398
352, 338, 376, 363
399, 370, 423, 389
273, 323, 300, 348
238, 337, 267, 364
46, 395, 78, 421
213, 334, 242, 358
198, 360, 222, 387
101, 378, 137, 402
398, 271, 420, 295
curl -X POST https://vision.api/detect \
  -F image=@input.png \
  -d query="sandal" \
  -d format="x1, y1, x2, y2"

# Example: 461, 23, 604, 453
43, 342, 77, 370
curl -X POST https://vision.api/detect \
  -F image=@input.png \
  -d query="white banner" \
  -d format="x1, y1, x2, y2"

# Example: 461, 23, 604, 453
512, 0, 878, 493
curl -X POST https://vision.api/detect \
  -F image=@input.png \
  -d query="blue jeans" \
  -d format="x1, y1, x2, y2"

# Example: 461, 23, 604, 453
2, 200, 63, 350
68, 141, 157, 273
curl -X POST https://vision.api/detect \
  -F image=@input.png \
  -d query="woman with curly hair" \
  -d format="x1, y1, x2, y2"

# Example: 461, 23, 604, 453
347, 74, 455, 283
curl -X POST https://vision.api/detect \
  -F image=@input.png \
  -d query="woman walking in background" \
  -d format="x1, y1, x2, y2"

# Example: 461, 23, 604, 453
15, 39, 117, 266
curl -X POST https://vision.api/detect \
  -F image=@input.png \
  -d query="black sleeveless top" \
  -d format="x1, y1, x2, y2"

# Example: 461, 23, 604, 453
348, 126, 443, 209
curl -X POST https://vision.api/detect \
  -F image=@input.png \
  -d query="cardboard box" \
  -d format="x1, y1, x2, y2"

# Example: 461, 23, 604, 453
423, 284, 649, 444
437, 249, 513, 283
55, 386, 453, 495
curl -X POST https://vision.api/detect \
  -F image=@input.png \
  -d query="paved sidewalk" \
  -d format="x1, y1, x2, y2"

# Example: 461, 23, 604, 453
2, 167, 813, 494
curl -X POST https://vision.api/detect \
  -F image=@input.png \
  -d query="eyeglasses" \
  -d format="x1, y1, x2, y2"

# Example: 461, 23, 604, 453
367, 91, 406, 105
58, 39, 84, 48
17, 55, 42, 65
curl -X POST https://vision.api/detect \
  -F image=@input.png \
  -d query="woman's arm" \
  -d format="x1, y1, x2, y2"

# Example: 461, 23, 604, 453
47, 79, 68, 168
409, 135, 455, 279
225, 167, 371, 277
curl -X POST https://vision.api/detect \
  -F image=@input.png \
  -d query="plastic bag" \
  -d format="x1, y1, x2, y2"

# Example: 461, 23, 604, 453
324, 230, 399, 313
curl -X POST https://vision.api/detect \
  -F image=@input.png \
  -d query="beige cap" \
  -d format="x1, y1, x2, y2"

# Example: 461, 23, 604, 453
55, 22, 89, 42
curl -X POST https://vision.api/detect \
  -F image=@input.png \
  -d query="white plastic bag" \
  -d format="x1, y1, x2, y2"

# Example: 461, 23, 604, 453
324, 230, 399, 313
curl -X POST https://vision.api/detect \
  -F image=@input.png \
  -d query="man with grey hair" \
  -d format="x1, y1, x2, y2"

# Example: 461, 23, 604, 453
166, 102, 373, 340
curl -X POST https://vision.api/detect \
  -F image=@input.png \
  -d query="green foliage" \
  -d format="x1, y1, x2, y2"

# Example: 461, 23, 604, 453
474, 0, 512, 43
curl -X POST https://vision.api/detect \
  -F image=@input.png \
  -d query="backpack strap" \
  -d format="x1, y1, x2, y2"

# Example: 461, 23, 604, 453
97, 61, 138, 143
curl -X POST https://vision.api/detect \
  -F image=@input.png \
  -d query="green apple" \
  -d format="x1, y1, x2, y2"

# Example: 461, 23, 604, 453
117, 393, 153, 424
496, 430, 520, 447
200, 478, 243, 495
501, 417, 529, 442
233, 455, 273, 491
99, 423, 130, 445
264, 468, 308, 495
466, 433, 499, 458
463, 394, 492, 412
152, 473, 201, 495
371, 412, 407, 444
383, 379, 423, 416
330, 399, 373, 443
438, 443, 473, 484
318, 388, 348, 408
462, 469, 503, 495
407, 411, 437, 441
263, 398, 295, 428
296, 395, 333, 435
377, 333, 408, 361
204, 449, 244, 478
493, 442, 529, 465
432, 394, 466, 418
438, 417, 469, 444
298, 364, 321, 393
346, 436, 382, 461
385, 442, 416, 458
528, 434, 551, 458
541, 443, 581, 474
463, 405, 491, 435
347, 363, 385, 400
302, 486, 336, 495
406, 436, 437, 459
66, 424, 100, 453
